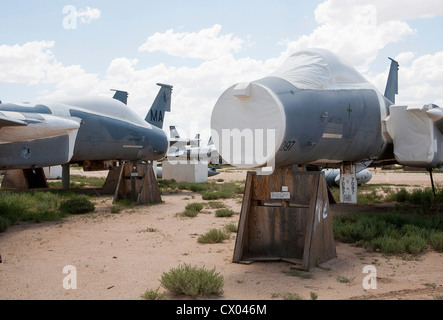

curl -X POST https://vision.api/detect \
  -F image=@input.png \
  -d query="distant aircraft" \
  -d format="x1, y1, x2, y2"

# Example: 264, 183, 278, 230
0, 83, 172, 186
211, 48, 443, 203
111, 89, 129, 105
144, 98, 221, 176
168, 133, 220, 165
169, 126, 200, 147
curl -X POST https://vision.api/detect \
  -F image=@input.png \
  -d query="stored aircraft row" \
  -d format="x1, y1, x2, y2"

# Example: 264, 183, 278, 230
2, 48, 442, 202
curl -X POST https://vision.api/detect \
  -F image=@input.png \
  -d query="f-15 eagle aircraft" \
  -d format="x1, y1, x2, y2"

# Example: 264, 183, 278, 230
0, 83, 172, 174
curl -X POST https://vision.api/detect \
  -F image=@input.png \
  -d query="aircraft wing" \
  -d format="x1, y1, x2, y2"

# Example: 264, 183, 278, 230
0, 113, 27, 127
0, 111, 80, 169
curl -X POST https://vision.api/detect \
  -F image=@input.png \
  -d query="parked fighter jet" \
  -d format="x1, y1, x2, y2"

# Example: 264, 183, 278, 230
0, 83, 172, 174
211, 48, 443, 203
169, 126, 200, 147
168, 134, 220, 164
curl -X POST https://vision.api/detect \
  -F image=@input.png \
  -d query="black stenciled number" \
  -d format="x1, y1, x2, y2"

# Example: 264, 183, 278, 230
280, 140, 296, 152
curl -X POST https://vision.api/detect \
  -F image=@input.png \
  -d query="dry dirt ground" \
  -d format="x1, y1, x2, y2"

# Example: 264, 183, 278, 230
1, 168, 443, 301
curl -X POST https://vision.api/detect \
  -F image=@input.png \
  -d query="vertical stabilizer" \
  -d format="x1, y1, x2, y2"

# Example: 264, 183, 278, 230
111, 90, 129, 105
191, 134, 201, 147
384, 58, 399, 104
170, 125, 180, 139
145, 83, 173, 129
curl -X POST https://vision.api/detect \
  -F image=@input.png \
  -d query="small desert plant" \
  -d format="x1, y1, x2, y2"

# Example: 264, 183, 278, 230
59, 195, 95, 215
215, 209, 236, 218
282, 269, 313, 279
429, 231, 443, 252
141, 287, 167, 300
160, 263, 224, 297
185, 202, 204, 212
224, 222, 238, 233
205, 201, 226, 209
110, 205, 122, 214
181, 202, 204, 217
198, 229, 229, 244
336, 275, 353, 283
0, 216, 11, 233
282, 292, 304, 300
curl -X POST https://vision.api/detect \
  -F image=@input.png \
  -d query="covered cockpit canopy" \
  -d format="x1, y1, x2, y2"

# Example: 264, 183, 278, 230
269, 48, 372, 90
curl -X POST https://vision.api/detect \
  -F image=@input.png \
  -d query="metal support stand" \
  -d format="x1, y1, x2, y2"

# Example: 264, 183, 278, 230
428, 168, 436, 196
340, 163, 357, 204
62, 164, 70, 190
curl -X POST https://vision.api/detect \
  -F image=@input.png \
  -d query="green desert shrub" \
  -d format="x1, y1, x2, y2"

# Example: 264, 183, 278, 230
215, 209, 236, 218
198, 229, 229, 244
141, 287, 167, 300
224, 222, 238, 233
59, 195, 95, 215
429, 231, 443, 252
333, 211, 443, 255
0, 216, 11, 232
181, 202, 204, 217
160, 264, 224, 297
205, 201, 226, 209
0, 192, 67, 231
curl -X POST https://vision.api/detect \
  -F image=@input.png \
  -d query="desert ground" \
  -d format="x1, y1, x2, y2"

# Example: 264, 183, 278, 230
1, 167, 443, 301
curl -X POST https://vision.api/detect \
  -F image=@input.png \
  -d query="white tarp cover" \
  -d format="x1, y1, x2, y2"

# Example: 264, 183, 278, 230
270, 49, 372, 90
211, 82, 286, 169
385, 105, 437, 166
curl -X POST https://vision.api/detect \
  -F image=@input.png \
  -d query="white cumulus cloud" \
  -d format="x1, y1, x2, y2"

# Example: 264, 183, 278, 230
139, 24, 245, 60
283, 0, 417, 72
0, 41, 99, 99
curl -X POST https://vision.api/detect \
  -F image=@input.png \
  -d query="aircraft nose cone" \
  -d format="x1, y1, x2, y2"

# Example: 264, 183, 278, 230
140, 127, 168, 161
211, 82, 286, 169
152, 128, 169, 158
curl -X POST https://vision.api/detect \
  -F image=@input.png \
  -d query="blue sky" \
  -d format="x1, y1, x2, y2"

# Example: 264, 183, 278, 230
1, 0, 443, 138
0, 0, 320, 77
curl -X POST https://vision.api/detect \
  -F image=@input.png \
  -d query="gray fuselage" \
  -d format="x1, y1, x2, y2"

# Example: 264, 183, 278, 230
0, 97, 168, 169
256, 77, 392, 167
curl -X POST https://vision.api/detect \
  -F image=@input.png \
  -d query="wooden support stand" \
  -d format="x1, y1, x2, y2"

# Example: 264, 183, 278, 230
102, 166, 122, 195
233, 167, 336, 271
113, 162, 162, 205
2, 168, 49, 189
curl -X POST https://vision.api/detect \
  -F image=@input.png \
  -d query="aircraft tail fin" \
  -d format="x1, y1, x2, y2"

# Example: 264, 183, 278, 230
170, 125, 180, 139
145, 83, 173, 129
111, 90, 129, 105
384, 58, 399, 104
191, 134, 201, 147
